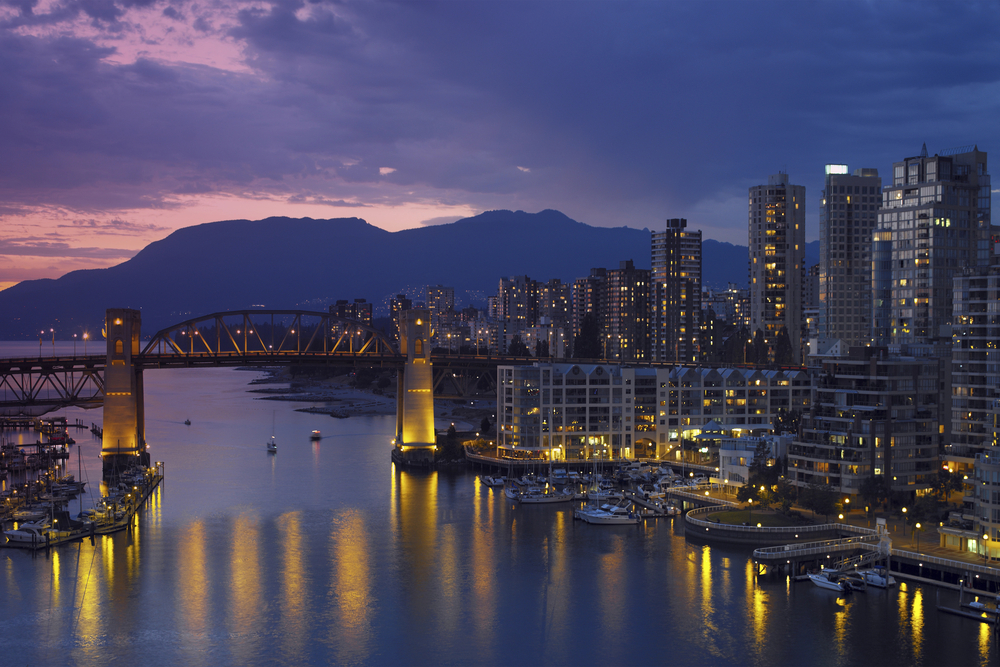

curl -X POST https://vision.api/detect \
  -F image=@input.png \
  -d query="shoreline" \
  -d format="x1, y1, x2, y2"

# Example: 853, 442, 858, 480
247, 368, 495, 431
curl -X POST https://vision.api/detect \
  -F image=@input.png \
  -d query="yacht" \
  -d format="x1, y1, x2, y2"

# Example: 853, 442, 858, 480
856, 566, 896, 588
479, 474, 505, 487
808, 569, 852, 593
518, 487, 575, 504
4, 521, 52, 545
575, 499, 641, 525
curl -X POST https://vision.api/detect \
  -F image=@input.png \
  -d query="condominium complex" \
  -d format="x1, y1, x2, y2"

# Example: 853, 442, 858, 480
948, 263, 1000, 461
605, 260, 650, 361
818, 165, 881, 348
651, 218, 702, 363
749, 173, 805, 361
789, 347, 943, 496
872, 145, 991, 346
497, 363, 810, 461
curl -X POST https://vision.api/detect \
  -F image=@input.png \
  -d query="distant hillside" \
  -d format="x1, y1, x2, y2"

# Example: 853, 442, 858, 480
0, 210, 755, 338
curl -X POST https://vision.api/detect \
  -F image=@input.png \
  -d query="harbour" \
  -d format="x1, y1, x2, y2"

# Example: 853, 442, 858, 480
1, 361, 999, 666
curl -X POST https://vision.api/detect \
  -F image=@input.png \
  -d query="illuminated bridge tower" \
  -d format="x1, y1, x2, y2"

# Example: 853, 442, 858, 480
102, 308, 149, 475
394, 308, 436, 465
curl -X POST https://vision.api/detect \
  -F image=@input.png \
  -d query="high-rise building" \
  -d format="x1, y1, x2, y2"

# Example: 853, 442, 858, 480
748, 173, 806, 362
539, 279, 571, 330
818, 166, 882, 349
873, 145, 991, 346
389, 294, 412, 344
497, 275, 540, 328
571, 268, 607, 345
651, 218, 702, 363
790, 346, 942, 497
425, 285, 455, 343
949, 263, 1000, 461
332, 298, 373, 326
605, 260, 650, 361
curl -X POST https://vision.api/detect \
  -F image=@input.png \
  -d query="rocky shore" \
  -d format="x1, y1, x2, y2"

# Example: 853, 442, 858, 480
246, 368, 495, 431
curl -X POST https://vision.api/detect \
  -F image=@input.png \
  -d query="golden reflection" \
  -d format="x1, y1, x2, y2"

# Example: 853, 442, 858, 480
832, 596, 848, 658
229, 510, 261, 663
910, 587, 923, 661
541, 510, 571, 657
597, 536, 627, 640
279, 511, 307, 664
330, 509, 374, 664
51, 548, 62, 601
125, 517, 140, 584
469, 470, 497, 652
745, 560, 767, 652
178, 519, 207, 646
979, 612, 992, 661
72, 543, 103, 663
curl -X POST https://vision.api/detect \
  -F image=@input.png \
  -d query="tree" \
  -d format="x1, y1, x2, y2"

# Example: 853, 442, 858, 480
752, 328, 768, 366
802, 484, 838, 521
480, 416, 491, 434
774, 409, 801, 435
508, 335, 530, 357
535, 339, 550, 358
574, 312, 602, 359
932, 469, 965, 501
773, 326, 794, 366
859, 475, 890, 512
438, 423, 464, 460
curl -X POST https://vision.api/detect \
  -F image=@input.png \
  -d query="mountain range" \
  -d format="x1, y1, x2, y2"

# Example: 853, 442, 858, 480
0, 209, 818, 339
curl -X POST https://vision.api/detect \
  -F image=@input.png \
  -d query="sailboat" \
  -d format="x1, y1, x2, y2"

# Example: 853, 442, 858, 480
267, 412, 277, 453
516, 439, 574, 504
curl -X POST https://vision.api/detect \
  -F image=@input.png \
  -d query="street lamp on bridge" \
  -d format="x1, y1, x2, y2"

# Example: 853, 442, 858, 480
83, 332, 89, 356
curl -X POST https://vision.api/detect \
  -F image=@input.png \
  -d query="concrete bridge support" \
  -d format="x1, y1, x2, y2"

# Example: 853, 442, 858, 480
101, 309, 149, 475
394, 309, 436, 466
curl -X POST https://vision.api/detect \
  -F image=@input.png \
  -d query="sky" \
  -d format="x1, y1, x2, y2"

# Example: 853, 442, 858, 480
2, 0, 999, 290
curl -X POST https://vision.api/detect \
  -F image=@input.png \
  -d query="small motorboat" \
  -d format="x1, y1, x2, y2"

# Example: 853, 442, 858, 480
856, 566, 896, 588
575, 499, 642, 525
479, 475, 505, 487
267, 435, 277, 453
310, 430, 322, 440
808, 569, 852, 593
184, 419, 191, 425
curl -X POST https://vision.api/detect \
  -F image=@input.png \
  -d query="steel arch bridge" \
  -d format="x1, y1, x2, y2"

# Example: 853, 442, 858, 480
140, 309, 399, 363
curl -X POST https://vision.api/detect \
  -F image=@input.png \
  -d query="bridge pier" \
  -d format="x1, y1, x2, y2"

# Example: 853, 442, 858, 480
101, 309, 149, 476
393, 309, 436, 467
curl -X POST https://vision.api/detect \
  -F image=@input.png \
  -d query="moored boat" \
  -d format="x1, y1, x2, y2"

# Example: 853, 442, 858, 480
856, 566, 895, 588
808, 570, 852, 593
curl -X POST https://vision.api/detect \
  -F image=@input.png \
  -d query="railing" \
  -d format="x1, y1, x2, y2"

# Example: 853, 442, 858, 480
667, 489, 739, 507
686, 506, 877, 536
889, 548, 1000, 576
753, 536, 879, 560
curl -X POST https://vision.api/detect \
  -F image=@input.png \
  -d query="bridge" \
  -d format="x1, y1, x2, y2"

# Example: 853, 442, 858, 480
0, 308, 528, 474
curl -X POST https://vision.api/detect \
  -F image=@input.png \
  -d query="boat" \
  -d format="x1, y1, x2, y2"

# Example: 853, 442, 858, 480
550, 468, 569, 484
267, 412, 278, 452
856, 566, 896, 588
575, 498, 641, 525
808, 570, 852, 593
311, 430, 322, 440
184, 419, 191, 425
518, 487, 576, 504
479, 474, 505, 487
4, 521, 52, 546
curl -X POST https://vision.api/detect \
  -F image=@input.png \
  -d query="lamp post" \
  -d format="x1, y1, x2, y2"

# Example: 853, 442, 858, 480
984, 533, 990, 563
73, 333, 77, 357
39, 331, 43, 357
915, 522, 921, 551
83, 332, 89, 356
902, 507, 907, 535
748, 497, 753, 524
743, 338, 752, 365
50, 328, 54, 356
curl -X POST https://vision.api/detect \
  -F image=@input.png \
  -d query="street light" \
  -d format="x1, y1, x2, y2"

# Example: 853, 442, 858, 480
73, 333, 77, 356
83, 332, 89, 355
743, 338, 752, 365
984, 533, 990, 563
915, 522, 921, 551
748, 497, 753, 524
39, 331, 44, 357
50, 328, 55, 355
902, 506, 907, 535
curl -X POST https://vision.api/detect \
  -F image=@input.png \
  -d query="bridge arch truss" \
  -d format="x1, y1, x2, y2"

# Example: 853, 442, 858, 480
141, 310, 398, 363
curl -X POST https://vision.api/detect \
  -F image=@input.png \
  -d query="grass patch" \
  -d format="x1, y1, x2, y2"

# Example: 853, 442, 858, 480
706, 510, 808, 527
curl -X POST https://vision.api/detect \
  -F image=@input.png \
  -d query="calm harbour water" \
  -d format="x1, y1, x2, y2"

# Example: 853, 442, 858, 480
0, 343, 996, 666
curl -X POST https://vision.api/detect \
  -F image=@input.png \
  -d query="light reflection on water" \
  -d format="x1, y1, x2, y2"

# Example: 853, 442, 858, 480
0, 364, 997, 666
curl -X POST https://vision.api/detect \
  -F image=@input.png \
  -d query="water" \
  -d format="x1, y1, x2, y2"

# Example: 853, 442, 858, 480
1, 350, 997, 666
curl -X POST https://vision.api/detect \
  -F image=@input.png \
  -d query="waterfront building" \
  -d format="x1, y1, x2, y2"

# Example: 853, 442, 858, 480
818, 165, 881, 349
497, 362, 809, 461
872, 145, 991, 346
718, 434, 791, 489
789, 346, 942, 497
748, 173, 805, 362
651, 218, 702, 363
948, 262, 1000, 463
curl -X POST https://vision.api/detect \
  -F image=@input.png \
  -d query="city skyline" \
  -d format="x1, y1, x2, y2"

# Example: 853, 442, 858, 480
2, 1, 999, 289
